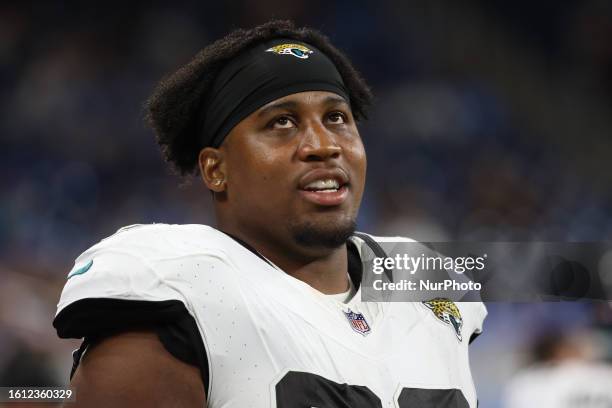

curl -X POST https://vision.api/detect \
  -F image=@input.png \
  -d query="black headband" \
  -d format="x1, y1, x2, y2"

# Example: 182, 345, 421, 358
198, 38, 350, 148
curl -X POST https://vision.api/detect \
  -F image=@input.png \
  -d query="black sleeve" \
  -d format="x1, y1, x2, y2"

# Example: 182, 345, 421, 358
53, 299, 209, 396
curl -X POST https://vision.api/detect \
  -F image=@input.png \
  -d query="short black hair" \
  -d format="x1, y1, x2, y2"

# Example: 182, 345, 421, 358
145, 20, 373, 176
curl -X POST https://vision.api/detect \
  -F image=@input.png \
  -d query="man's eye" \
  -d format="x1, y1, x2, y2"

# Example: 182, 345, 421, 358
328, 112, 346, 124
271, 116, 296, 129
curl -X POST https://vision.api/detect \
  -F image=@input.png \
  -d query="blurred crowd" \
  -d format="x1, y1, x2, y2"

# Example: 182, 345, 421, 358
1, 1, 611, 406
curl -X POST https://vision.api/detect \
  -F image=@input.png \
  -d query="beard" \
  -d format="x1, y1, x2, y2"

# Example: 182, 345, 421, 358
289, 215, 357, 249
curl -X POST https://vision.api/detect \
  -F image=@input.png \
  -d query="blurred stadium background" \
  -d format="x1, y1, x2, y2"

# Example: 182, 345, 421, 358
1, 1, 611, 406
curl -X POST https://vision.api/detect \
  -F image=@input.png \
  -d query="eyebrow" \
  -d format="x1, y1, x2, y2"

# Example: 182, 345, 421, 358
256, 95, 349, 117
257, 100, 299, 117
321, 95, 349, 107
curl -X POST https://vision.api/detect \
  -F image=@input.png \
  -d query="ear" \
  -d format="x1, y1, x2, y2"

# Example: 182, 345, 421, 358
198, 147, 226, 192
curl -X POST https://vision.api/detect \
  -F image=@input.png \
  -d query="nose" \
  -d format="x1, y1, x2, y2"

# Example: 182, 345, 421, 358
297, 122, 342, 162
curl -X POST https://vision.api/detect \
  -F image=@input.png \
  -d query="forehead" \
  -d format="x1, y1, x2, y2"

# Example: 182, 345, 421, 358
223, 90, 356, 147
256, 91, 349, 114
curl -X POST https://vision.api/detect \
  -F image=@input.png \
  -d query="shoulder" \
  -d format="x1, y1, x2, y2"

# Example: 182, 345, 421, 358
62, 223, 231, 283
56, 224, 240, 327
353, 231, 488, 338
63, 223, 237, 285
88, 223, 229, 256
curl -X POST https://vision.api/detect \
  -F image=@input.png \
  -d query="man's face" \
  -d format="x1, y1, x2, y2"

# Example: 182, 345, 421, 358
216, 91, 367, 250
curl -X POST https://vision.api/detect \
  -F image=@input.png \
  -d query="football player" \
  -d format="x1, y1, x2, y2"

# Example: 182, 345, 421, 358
54, 20, 486, 407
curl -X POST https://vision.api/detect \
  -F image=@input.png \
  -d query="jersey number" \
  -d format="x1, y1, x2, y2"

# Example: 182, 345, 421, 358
276, 371, 469, 407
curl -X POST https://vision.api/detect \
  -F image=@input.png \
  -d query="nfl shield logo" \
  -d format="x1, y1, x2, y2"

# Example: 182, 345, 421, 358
343, 309, 371, 336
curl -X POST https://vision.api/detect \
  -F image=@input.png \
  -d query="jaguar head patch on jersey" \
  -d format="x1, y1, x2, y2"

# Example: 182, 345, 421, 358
343, 309, 371, 336
266, 43, 314, 59
422, 298, 463, 341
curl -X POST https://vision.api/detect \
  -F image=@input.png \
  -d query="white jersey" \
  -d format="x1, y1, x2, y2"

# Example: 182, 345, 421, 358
56, 224, 487, 408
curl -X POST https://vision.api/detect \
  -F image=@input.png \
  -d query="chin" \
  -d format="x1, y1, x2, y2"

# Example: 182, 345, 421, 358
289, 216, 357, 249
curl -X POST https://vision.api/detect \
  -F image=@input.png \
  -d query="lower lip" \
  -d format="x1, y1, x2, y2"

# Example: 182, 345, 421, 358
299, 185, 349, 206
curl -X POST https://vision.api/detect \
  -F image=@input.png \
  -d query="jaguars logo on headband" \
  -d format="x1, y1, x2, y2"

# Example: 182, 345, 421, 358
266, 43, 314, 59
422, 298, 464, 341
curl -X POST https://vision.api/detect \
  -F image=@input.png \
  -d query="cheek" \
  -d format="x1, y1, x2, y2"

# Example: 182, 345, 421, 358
226, 142, 290, 196
346, 140, 367, 187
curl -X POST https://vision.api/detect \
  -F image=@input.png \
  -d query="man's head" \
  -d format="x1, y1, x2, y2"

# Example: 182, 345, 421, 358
146, 20, 372, 254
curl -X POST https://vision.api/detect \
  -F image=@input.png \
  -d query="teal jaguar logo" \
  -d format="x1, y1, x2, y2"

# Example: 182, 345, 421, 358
266, 43, 313, 59
68, 259, 93, 279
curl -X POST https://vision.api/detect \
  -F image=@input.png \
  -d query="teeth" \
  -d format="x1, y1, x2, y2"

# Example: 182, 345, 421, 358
304, 179, 340, 191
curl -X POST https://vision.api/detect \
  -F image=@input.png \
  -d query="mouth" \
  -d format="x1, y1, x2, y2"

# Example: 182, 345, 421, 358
298, 168, 350, 207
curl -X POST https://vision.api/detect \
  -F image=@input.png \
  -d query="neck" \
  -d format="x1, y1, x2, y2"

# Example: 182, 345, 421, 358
217, 222, 349, 295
